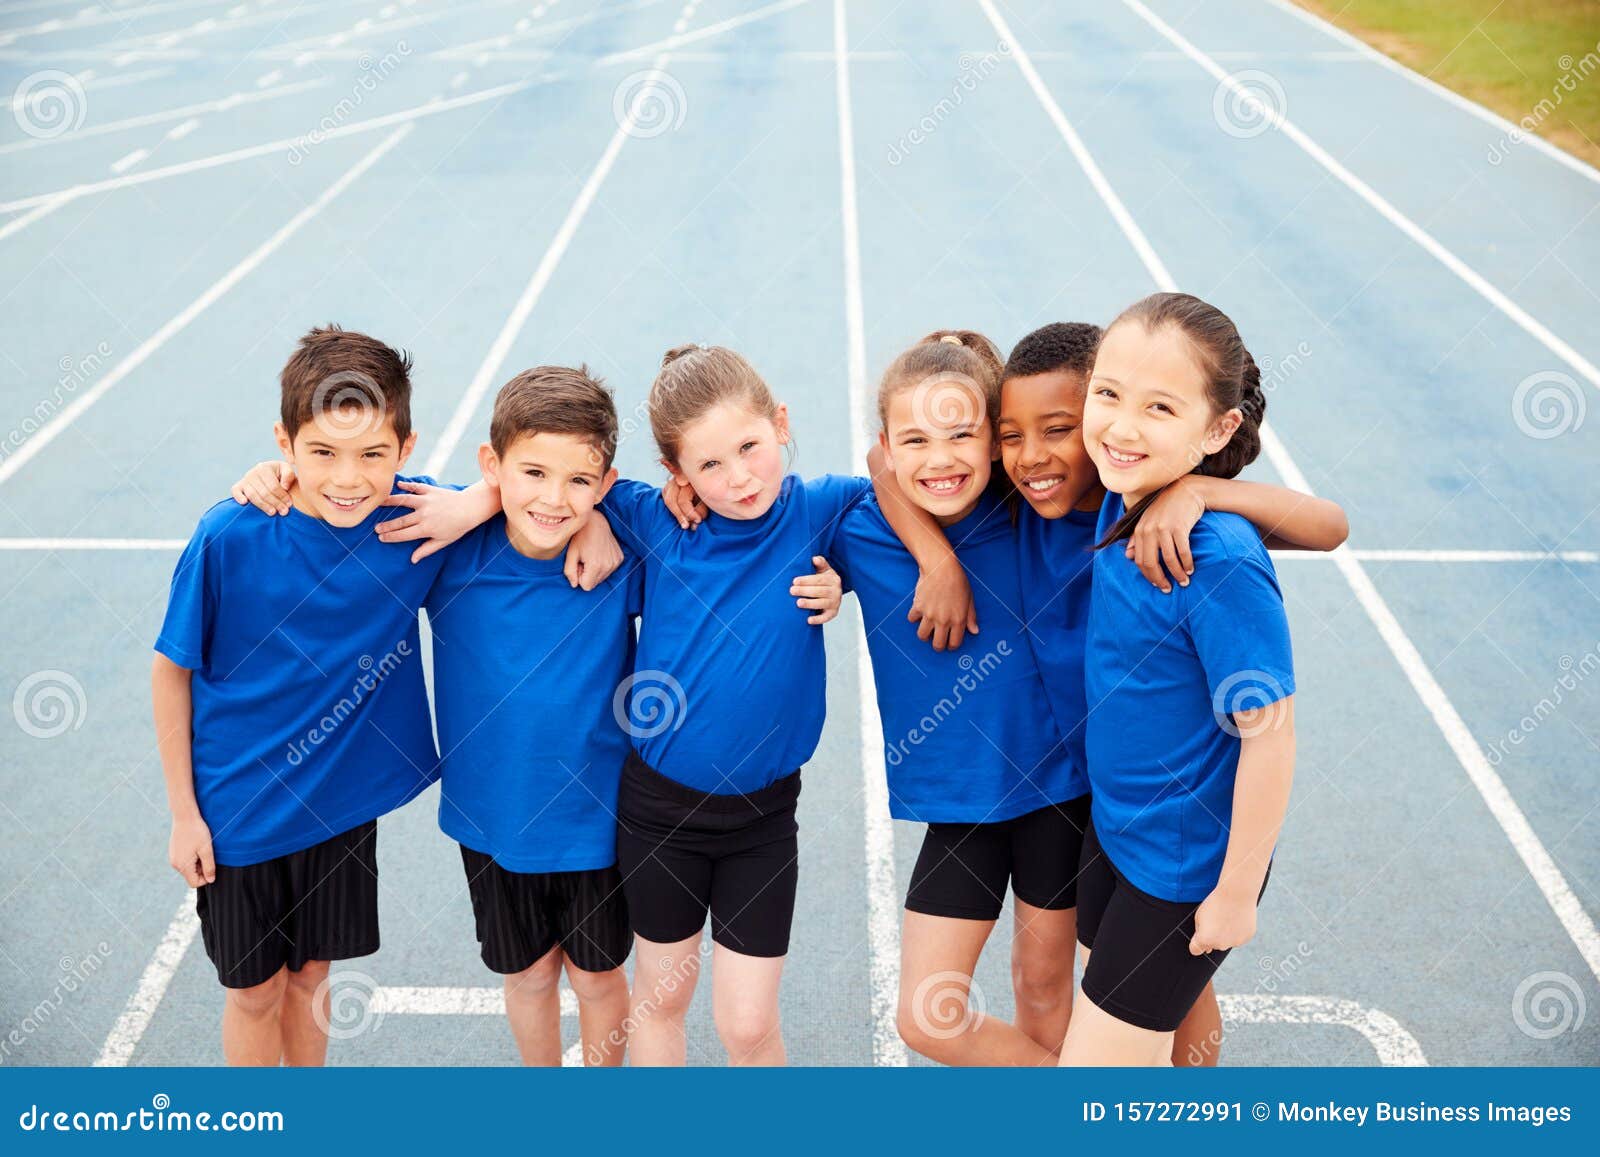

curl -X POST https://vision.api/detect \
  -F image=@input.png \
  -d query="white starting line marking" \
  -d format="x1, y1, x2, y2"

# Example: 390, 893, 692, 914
1218, 995, 1428, 1066
95, 892, 200, 1067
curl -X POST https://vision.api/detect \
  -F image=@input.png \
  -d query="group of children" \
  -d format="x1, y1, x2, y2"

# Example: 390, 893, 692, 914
154, 290, 1347, 1067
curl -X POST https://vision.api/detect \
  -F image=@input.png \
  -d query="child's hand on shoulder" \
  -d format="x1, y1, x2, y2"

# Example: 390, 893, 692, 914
910, 561, 979, 651
793, 556, 842, 625
662, 476, 705, 530
377, 481, 486, 563
1126, 475, 1210, 594
230, 461, 295, 515
565, 515, 623, 591
168, 814, 215, 888
1188, 883, 1257, 956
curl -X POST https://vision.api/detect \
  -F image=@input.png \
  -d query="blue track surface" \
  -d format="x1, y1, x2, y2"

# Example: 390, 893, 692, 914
1, 0, 1596, 1067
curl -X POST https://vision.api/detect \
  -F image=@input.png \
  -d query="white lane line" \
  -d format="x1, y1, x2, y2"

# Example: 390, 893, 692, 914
1218, 995, 1427, 1066
980, 0, 1600, 989
6, 67, 174, 112
255, 69, 283, 87
95, 892, 199, 1067
369, 985, 585, 1065
422, 38, 682, 476
1275, 549, 1600, 564
3, 0, 235, 38
429, 0, 669, 61
109, 147, 150, 173
834, 0, 904, 1068
0, 196, 67, 243
598, 0, 812, 65
1260, 0, 1600, 187
165, 117, 201, 140
1121, 0, 1600, 394
0, 126, 412, 489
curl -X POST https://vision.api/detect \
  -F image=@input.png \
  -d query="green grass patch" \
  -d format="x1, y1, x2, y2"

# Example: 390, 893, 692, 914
1294, 0, 1600, 167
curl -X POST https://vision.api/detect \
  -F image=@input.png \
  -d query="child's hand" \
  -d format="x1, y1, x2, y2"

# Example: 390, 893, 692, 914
169, 814, 215, 888
565, 515, 623, 591
662, 476, 705, 530
793, 556, 842, 625
1188, 885, 1257, 955
377, 482, 484, 563
230, 460, 295, 515
1125, 476, 1207, 593
909, 562, 979, 651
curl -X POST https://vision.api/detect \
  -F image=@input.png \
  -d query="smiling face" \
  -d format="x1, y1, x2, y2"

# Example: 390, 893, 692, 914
998, 369, 1102, 519
667, 400, 790, 520
480, 430, 616, 559
880, 374, 994, 525
1082, 321, 1241, 507
275, 408, 415, 528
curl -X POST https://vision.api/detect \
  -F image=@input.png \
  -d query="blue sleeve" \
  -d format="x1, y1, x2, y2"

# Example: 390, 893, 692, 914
805, 474, 871, 552
154, 521, 215, 671
624, 558, 646, 617
394, 473, 465, 492
600, 478, 668, 554
826, 510, 860, 595
1182, 538, 1295, 722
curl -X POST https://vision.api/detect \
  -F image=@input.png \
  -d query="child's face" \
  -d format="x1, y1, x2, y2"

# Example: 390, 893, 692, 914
274, 408, 415, 528
480, 431, 617, 559
879, 375, 993, 525
998, 370, 1101, 518
668, 400, 790, 521
1082, 322, 1241, 506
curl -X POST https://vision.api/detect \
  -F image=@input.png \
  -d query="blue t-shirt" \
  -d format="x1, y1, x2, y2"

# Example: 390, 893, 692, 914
1085, 496, 1294, 901
424, 515, 643, 873
154, 477, 447, 866
831, 490, 1080, 822
601, 473, 869, 794
1015, 503, 1098, 792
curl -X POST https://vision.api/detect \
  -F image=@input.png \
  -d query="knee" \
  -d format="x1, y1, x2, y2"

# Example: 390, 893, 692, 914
506, 951, 563, 1000
565, 964, 625, 1003
715, 1002, 779, 1059
1011, 955, 1072, 1016
896, 999, 966, 1064
227, 969, 288, 1017
284, 960, 329, 998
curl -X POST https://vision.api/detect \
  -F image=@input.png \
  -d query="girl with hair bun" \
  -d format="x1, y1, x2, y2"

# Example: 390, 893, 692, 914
1063, 292, 1298, 1065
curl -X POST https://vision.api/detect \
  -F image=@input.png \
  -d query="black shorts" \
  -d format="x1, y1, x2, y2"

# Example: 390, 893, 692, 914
906, 794, 1091, 921
1075, 822, 1269, 1033
615, 751, 800, 959
459, 847, 631, 974
196, 821, 379, 990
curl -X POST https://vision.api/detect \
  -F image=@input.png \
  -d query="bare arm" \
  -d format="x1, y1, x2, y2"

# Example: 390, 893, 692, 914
866, 442, 978, 651
1189, 697, 1295, 955
1128, 476, 1349, 592
376, 479, 501, 562
152, 654, 213, 887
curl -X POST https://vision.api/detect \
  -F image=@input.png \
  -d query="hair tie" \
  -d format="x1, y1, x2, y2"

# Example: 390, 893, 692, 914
938, 334, 962, 346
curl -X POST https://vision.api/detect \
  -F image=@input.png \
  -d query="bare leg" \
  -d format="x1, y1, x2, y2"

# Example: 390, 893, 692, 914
280, 960, 331, 1066
1060, 990, 1174, 1066
221, 967, 287, 1066
897, 910, 1055, 1066
1010, 900, 1076, 1055
1173, 981, 1222, 1066
564, 956, 630, 1067
711, 941, 787, 1066
503, 946, 564, 1066
628, 933, 702, 1067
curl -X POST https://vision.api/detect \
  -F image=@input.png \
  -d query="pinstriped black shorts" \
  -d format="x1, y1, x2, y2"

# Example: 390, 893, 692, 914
195, 821, 379, 989
459, 846, 631, 974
